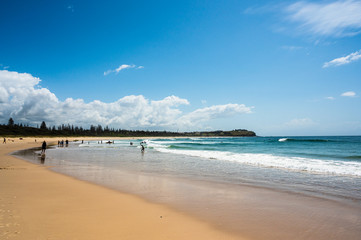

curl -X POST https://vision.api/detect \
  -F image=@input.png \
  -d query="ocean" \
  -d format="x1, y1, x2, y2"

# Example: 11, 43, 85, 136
14, 136, 361, 239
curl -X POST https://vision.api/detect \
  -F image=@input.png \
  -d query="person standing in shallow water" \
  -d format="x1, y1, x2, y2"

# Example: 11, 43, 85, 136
140, 142, 145, 153
41, 141, 47, 154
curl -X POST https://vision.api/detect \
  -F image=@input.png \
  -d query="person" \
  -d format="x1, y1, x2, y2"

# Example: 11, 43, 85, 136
140, 143, 145, 153
3, 137, 6, 144
41, 141, 47, 154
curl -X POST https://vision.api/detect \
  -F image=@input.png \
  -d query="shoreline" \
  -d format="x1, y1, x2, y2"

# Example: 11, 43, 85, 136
0, 137, 243, 239
2, 137, 361, 240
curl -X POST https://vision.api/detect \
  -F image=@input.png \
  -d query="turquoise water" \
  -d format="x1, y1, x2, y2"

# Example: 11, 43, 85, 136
16, 136, 361, 202
147, 136, 361, 176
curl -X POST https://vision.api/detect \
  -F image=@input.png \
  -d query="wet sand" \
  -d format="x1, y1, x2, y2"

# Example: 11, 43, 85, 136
0, 137, 243, 239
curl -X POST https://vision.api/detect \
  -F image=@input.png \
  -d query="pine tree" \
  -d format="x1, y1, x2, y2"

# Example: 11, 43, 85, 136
8, 118, 14, 126
40, 121, 47, 130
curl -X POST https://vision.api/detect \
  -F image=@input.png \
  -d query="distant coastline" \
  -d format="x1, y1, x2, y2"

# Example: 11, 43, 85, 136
0, 119, 256, 137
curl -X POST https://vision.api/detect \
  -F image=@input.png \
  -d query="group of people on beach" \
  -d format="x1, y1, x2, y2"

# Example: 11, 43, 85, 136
3, 137, 15, 143
130, 141, 146, 153
38, 139, 146, 156
58, 140, 68, 147
40, 139, 69, 155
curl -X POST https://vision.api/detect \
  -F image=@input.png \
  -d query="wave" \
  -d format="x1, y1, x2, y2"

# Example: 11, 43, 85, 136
168, 145, 191, 149
278, 138, 331, 143
345, 155, 361, 160
151, 139, 250, 146
153, 147, 361, 177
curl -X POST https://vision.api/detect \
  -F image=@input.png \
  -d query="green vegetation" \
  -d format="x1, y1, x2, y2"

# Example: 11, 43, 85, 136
0, 118, 256, 137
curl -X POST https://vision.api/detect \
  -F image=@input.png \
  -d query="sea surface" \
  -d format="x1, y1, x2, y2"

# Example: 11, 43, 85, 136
16, 136, 361, 201
14, 136, 361, 239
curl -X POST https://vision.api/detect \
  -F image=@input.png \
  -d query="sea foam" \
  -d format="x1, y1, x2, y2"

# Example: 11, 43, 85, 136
150, 144, 361, 177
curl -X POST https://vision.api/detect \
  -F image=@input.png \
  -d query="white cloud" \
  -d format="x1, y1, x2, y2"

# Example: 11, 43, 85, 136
341, 91, 357, 97
178, 104, 253, 129
104, 64, 143, 76
286, 0, 361, 37
115, 64, 135, 72
0, 70, 252, 130
323, 50, 361, 67
325, 96, 335, 100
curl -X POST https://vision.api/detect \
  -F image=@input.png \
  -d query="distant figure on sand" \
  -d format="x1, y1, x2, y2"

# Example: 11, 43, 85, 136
3, 137, 6, 144
41, 141, 47, 154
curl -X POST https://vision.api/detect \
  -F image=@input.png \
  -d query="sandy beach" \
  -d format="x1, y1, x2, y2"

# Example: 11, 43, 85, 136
0, 137, 243, 240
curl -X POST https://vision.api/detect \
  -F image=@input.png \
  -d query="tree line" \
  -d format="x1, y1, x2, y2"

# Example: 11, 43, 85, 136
1, 118, 256, 137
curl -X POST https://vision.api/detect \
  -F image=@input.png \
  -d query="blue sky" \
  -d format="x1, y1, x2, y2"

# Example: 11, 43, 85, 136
0, 0, 360, 136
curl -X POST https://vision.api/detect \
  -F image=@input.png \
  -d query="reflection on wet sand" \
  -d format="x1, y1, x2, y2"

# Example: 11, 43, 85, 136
39, 153, 46, 164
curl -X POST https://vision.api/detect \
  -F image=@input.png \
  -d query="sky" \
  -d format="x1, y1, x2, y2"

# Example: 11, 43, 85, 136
0, 0, 360, 136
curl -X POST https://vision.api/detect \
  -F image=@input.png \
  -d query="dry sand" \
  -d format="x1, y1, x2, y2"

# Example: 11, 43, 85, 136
0, 137, 245, 240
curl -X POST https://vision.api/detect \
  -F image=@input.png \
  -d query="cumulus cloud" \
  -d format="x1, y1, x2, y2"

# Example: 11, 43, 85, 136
104, 64, 144, 76
323, 50, 361, 67
341, 91, 357, 97
0, 70, 252, 130
178, 104, 253, 129
285, 0, 361, 37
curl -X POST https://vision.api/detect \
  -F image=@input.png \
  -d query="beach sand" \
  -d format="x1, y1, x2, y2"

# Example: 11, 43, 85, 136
0, 137, 243, 239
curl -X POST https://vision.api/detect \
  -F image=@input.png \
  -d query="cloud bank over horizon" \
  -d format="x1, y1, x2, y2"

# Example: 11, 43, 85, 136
0, 70, 252, 130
